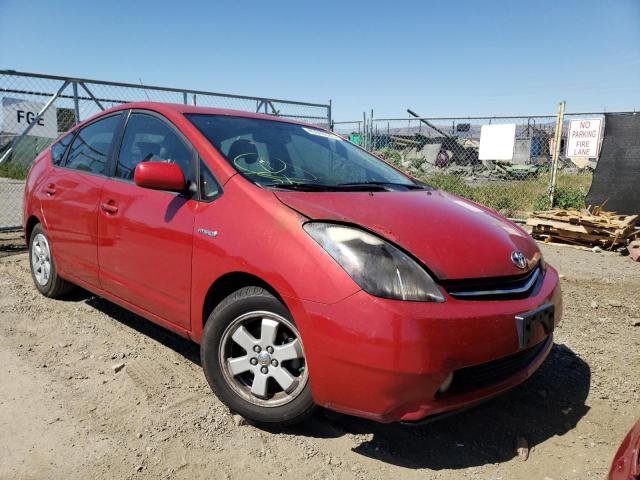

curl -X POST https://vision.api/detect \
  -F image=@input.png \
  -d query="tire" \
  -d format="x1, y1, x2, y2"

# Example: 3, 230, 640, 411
201, 286, 315, 426
28, 223, 75, 298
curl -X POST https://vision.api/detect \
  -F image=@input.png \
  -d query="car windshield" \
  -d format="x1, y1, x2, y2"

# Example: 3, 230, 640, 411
186, 114, 418, 190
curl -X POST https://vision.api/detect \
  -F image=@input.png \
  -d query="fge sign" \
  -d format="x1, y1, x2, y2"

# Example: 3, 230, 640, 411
2, 98, 58, 138
565, 118, 603, 158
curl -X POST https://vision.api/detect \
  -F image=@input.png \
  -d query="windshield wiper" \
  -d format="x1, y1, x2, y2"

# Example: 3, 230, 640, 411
264, 182, 420, 192
264, 182, 390, 192
263, 183, 339, 191
336, 181, 427, 190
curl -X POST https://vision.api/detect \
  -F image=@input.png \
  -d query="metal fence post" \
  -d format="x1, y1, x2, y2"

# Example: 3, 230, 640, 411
79, 82, 105, 111
72, 81, 80, 125
549, 100, 566, 206
362, 112, 367, 150
370, 109, 374, 150
183, 91, 188, 105
328, 99, 333, 131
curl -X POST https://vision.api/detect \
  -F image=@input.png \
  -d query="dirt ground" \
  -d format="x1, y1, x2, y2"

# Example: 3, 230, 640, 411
0, 238, 638, 480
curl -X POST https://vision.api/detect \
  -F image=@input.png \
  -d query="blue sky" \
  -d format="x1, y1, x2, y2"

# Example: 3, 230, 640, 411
1, 0, 638, 120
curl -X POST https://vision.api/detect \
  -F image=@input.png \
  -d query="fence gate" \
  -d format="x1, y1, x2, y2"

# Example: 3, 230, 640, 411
0, 70, 332, 231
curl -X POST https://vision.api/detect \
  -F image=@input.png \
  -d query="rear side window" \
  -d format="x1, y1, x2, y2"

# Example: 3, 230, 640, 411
116, 113, 192, 180
65, 114, 122, 175
51, 133, 74, 166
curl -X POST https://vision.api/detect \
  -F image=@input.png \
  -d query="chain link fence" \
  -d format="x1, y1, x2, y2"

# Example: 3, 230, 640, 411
0, 70, 331, 230
334, 112, 605, 218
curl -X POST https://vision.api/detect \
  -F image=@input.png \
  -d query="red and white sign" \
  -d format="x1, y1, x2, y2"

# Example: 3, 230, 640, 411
565, 118, 603, 158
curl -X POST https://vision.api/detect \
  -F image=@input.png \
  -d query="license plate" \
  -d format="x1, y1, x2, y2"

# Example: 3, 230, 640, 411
515, 304, 555, 349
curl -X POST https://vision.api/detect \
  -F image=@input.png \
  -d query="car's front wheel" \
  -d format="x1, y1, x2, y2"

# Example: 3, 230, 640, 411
29, 223, 74, 298
201, 286, 315, 426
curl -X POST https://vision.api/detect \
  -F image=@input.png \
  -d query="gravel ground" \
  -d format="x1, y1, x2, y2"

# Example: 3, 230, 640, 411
0, 241, 638, 480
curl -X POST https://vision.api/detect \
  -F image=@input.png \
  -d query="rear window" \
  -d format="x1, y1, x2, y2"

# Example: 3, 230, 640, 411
65, 114, 122, 175
51, 133, 74, 166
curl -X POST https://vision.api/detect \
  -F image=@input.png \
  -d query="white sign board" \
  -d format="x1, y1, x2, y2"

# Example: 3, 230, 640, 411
478, 124, 516, 161
2, 97, 58, 138
565, 118, 602, 158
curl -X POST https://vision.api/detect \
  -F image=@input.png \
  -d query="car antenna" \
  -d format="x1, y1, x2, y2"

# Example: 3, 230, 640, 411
139, 78, 151, 101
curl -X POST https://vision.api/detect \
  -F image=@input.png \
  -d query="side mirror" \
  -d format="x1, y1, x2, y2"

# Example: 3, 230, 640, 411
134, 162, 186, 192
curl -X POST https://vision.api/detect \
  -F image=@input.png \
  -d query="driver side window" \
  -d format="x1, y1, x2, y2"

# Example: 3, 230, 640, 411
116, 113, 192, 180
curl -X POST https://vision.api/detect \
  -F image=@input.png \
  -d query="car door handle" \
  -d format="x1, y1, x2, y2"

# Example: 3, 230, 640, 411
100, 202, 119, 214
44, 184, 56, 196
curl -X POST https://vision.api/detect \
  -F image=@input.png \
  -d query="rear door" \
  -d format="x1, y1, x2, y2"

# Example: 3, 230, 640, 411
40, 113, 123, 287
97, 111, 197, 329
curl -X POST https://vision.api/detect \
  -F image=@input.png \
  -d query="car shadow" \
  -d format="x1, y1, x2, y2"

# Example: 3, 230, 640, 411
77, 291, 202, 366
69, 290, 590, 471
287, 343, 591, 470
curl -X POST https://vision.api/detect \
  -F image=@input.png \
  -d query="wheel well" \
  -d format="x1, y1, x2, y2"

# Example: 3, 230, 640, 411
202, 272, 284, 326
25, 216, 40, 241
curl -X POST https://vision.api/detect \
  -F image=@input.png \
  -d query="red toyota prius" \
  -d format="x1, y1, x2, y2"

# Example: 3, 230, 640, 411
23, 102, 562, 425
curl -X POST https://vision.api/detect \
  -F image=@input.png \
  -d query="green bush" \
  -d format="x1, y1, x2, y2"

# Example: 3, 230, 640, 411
378, 147, 402, 166
533, 194, 551, 211
554, 186, 587, 209
533, 186, 586, 211
410, 157, 424, 169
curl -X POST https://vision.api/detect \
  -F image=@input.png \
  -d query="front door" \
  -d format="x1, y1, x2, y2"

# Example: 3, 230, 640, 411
97, 112, 196, 329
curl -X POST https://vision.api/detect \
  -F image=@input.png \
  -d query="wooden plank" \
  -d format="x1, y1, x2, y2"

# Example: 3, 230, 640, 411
533, 229, 611, 242
621, 215, 639, 227
535, 238, 597, 252
532, 211, 636, 230
529, 206, 637, 249
527, 218, 590, 233
530, 221, 630, 238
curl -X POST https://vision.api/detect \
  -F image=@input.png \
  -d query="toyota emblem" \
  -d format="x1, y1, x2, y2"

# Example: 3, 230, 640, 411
511, 251, 528, 269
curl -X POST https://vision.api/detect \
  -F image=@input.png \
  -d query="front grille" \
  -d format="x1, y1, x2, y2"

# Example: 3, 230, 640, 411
443, 265, 543, 300
438, 339, 548, 397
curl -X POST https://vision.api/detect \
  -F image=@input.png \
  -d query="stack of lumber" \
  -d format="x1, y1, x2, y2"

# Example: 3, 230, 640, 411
527, 205, 639, 250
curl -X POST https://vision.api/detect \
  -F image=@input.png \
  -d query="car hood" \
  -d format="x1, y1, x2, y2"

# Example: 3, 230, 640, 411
275, 189, 540, 280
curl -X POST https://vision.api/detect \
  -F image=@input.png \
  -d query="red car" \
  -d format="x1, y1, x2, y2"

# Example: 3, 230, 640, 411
23, 103, 562, 425
610, 421, 640, 480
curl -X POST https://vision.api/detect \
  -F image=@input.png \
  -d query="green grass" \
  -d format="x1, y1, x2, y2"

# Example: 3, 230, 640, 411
0, 161, 30, 180
376, 145, 592, 216
414, 170, 592, 218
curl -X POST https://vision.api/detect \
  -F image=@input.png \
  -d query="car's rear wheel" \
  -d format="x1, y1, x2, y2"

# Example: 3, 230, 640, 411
29, 223, 74, 298
201, 286, 315, 426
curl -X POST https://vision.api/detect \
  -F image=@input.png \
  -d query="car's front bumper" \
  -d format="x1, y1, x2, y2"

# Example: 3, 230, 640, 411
289, 266, 562, 423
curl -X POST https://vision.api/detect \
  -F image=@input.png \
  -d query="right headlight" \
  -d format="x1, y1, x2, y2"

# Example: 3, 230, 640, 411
303, 222, 444, 302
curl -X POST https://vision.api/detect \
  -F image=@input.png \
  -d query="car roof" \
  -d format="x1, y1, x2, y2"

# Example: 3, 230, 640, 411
78, 101, 320, 130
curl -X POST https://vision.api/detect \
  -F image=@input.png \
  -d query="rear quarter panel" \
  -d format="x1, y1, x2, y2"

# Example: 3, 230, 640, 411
22, 148, 52, 234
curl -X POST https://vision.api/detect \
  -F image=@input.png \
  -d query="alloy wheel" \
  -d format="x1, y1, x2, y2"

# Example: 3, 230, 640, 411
219, 311, 308, 407
31, 233, 51, 286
